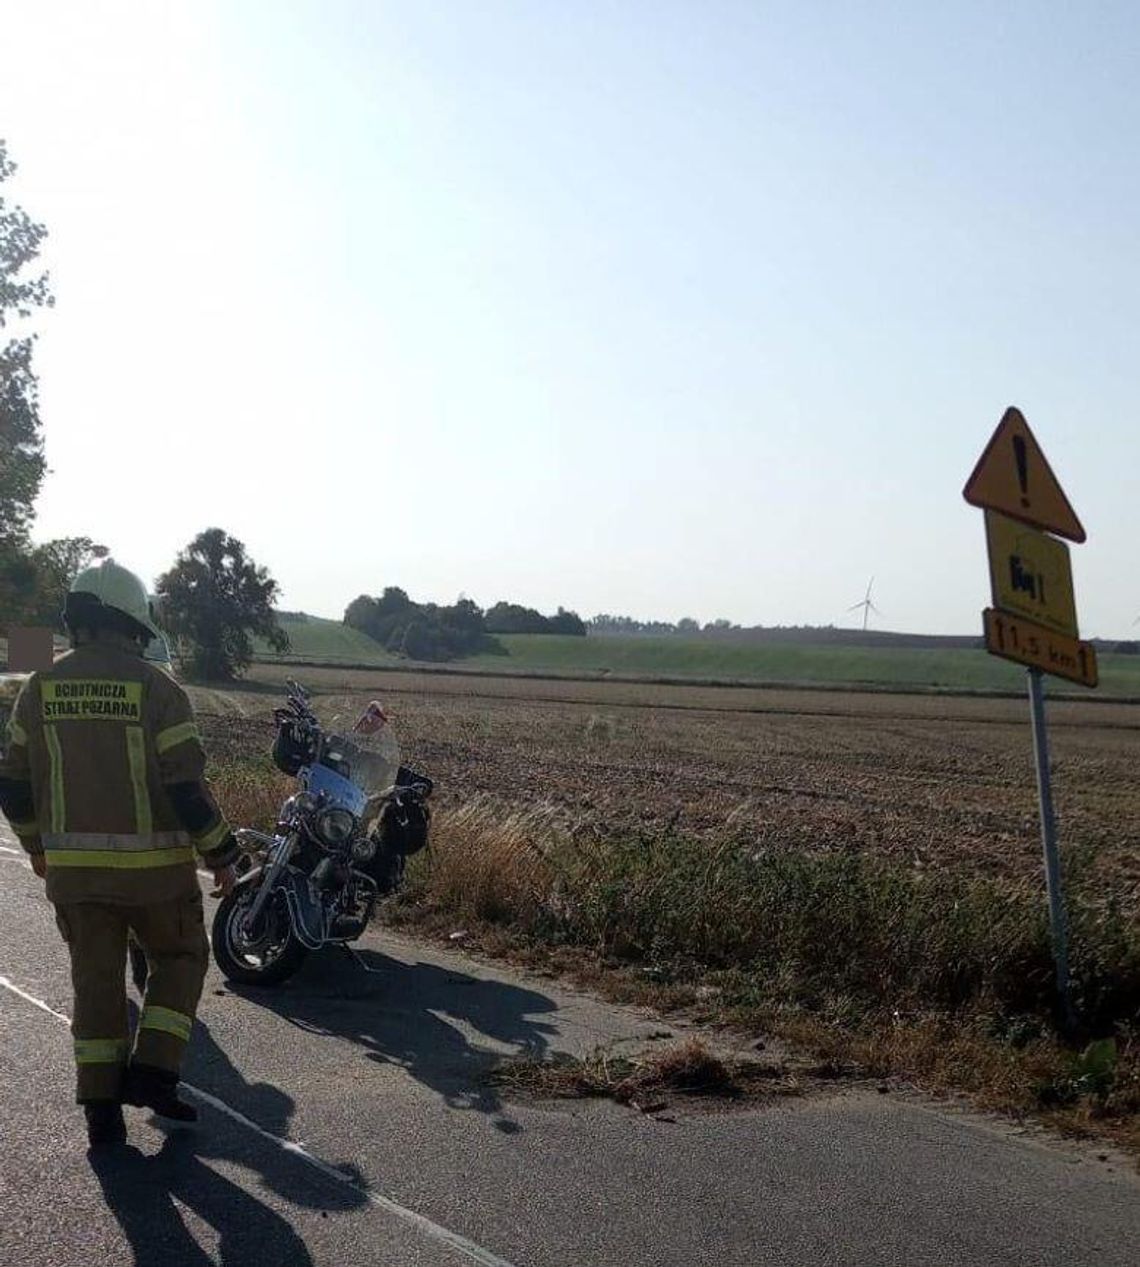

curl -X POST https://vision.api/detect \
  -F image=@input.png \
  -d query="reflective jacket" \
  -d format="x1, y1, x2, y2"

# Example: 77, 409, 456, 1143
0, 637, 237, 904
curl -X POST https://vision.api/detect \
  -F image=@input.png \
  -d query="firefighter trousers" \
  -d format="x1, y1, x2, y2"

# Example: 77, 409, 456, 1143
53, 890, 209, 1103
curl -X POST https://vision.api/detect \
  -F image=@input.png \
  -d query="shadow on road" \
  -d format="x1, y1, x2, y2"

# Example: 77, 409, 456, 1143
185, 1021, 370, 1194
90, 1132, 320, 1267
229, 946, 559, 1134
90, 1022, 369, 1265
92, 1021, 370, 1264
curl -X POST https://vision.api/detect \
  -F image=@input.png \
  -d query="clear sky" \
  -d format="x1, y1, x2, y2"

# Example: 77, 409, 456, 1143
1, 1, 1136, 635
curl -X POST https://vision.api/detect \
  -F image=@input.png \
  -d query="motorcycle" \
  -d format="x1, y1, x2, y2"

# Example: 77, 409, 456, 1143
209, 680, 432, 986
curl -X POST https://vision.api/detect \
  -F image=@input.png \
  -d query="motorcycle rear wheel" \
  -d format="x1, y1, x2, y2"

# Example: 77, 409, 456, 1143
211, 886, 308, 986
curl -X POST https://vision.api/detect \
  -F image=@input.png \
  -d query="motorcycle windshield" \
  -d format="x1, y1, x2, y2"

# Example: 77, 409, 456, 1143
321, 729, 401, 802
303, 763, 370, 817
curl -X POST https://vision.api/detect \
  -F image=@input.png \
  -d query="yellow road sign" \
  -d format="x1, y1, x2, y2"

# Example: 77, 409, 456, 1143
985, 511, 1078, 637
963, 407, 1086, 542
982, 608, 1097, 688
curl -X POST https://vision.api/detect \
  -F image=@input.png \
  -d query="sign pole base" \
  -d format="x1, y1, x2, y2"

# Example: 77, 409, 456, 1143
1027, 667, 1076, 1035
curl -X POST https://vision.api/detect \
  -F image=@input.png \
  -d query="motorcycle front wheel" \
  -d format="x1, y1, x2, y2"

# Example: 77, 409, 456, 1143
211, 885, 309, 986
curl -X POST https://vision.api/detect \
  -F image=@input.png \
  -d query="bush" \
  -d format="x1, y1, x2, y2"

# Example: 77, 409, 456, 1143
344, 590, 501, 662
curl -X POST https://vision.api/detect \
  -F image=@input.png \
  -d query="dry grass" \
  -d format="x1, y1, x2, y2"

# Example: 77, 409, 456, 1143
403, 802, 1140, 1023
770, 1013, 1140, 1156
415, 798, 565, 927
616, 1036, 736, 1100
489, 1037, 800, 1110
209, 759, 292, 834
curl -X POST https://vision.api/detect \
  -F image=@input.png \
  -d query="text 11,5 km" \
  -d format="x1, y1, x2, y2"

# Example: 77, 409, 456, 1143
982, 608, 1098, 689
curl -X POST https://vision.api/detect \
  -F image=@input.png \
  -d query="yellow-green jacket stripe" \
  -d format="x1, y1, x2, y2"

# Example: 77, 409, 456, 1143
139, 1004, 194, 1042
75, 1037, 130, 1065
0, 642, 236, 904
45, 847, 196, 869
156, 720, 198, 754
125, 726, 153, 835
44, 724, 66, 833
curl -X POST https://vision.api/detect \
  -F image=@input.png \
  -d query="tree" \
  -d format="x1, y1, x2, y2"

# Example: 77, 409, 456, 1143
23, 536, 104, 628
548, 606, 586, 636
345, 587, 417, 651
486, 601, 549, 634
344, 594, 378, 633
1, 141, 51, 545
0, 139, 53, 629
0, 547, 37, 632
156, 529, 288, 680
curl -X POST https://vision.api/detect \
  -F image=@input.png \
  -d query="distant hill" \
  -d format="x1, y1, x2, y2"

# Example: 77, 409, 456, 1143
256, 612, 398, 665
600, 626, 986, 650
251, 613, 1140, 696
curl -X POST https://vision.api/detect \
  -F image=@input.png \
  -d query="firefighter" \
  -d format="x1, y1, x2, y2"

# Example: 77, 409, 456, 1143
0, 559, 238, 1147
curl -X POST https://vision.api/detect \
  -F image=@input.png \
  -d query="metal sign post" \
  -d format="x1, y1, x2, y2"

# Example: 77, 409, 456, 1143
1026, 667, 1075, 1032
964, 406, 1092, 1034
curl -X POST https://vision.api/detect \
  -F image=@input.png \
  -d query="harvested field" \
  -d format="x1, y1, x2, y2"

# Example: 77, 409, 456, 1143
190, 670, 1140, 1151
193, 670, 1140, 905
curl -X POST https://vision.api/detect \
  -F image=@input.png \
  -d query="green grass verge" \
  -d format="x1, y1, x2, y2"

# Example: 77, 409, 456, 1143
473, 635, 1140, 695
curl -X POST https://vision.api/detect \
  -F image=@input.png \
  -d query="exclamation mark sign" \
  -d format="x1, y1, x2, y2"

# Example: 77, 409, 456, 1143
1013, 434, 1030, 508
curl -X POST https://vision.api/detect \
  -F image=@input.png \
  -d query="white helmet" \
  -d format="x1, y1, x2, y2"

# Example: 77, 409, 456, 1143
66, 559, 161, 642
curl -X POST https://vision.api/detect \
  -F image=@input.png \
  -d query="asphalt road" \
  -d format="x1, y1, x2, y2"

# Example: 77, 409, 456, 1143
2, 826, 1138, 1267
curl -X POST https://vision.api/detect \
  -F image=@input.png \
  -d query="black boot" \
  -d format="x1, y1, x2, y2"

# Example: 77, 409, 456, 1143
84, 1101, 127, 1148
122, 1063, 198, 1123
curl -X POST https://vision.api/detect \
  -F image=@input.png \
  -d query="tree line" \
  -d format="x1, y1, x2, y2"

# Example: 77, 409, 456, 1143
344, 591, 586, 662
588, 614, 739, 635
485, 602, 586, 636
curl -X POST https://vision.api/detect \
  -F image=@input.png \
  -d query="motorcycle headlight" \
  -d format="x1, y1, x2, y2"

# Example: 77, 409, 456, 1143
313, 807, 357, 848
351, 836, 377, 862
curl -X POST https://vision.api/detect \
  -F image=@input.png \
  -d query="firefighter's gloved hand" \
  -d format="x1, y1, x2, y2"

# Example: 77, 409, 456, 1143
211, 864, 237, 898
30, 853, 47, 879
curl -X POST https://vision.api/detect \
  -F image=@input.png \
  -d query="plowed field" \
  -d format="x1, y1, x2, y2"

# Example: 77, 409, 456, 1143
192, 668, 1140, 908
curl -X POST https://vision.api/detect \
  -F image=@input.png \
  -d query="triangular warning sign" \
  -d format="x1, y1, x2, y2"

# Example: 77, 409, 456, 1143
963, 407, 1085, 542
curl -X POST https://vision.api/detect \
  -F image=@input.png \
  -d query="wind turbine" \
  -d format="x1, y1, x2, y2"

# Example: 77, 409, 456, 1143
848, 577, 882, 632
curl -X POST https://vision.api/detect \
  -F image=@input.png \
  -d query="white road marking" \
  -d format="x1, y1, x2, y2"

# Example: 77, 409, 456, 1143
185, 1084, 519, 1267
0, 974, 71, 1024
0, 972, 519, 1267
